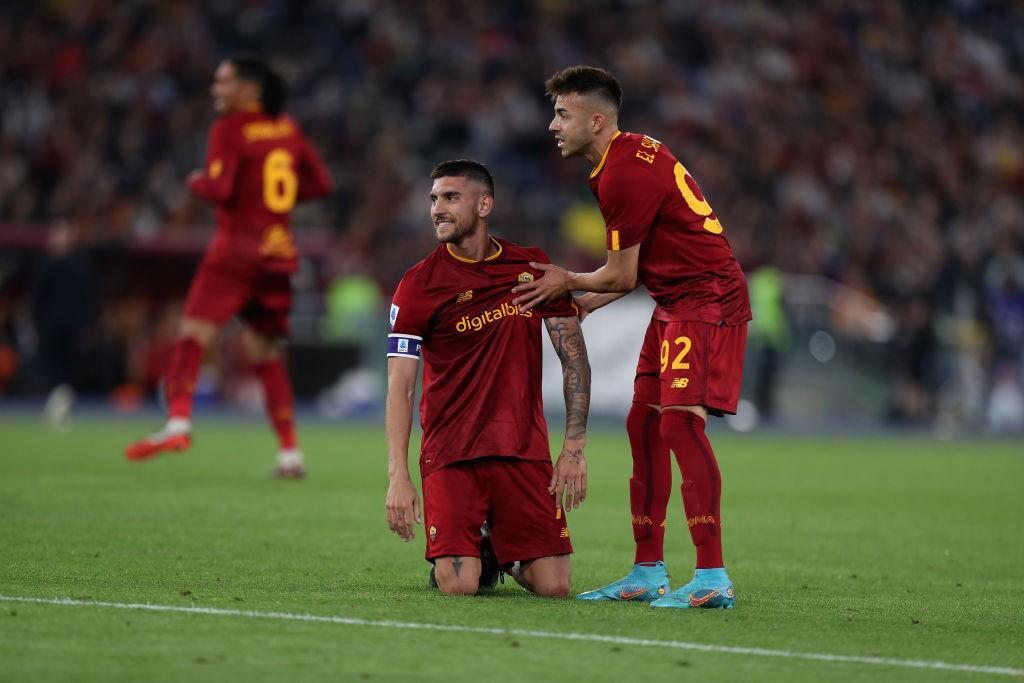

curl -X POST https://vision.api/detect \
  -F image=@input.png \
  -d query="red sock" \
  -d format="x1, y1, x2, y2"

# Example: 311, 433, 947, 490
660, 410, 724, 568
164, 338, 203, 419
626, 402, 672, 564
255, 358, 297, 450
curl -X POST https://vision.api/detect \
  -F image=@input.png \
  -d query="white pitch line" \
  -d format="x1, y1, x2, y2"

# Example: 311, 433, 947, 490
1, 595, 1021, 678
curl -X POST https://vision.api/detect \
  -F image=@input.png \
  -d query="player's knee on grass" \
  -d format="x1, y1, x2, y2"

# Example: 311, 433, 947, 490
520, 555, 571, 598
433, 557, 481, 596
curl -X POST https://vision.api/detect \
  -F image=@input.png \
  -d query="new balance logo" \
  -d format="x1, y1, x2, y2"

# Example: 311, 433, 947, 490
559, 527, 570, 538
456, 290, 473, 303
671, 378, 690, 389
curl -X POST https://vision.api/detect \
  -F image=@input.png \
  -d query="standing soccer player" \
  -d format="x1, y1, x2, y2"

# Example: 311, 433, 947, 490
513, 66, 751, 609
126, 55, 333, 478
386, 160, 590, 597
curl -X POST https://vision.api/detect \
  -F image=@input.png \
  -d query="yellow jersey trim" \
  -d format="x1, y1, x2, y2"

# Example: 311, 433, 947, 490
590, 130, 622, 179
610, 230, 621, 251
446, 236, 503, 263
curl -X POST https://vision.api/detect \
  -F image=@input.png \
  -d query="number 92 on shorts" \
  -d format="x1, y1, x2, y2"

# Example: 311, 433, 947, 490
633, 318, 747, 416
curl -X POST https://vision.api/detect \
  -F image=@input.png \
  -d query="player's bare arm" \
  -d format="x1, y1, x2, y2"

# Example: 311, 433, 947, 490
544, 315, 591, 510
384, 356, 422, 541
512, 245, 640, 312
574, 291, 634, 321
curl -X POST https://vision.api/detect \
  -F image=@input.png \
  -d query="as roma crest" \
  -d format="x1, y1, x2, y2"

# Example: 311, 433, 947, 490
517, 272, 534, 284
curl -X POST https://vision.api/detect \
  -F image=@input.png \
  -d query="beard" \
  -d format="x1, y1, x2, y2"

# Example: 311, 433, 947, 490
435, 217, 474, 244
557, 131, 587, 158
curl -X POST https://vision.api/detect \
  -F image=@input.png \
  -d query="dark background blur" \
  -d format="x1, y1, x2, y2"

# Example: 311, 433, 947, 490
1, 1, 1022, 432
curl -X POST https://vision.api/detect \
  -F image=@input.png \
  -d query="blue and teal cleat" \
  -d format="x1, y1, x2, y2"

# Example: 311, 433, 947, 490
650, 568, 735, 609
576, 562, 670, 602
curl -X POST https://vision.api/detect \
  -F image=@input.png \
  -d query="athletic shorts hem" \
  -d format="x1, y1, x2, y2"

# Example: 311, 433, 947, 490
501, 545, 573, 566
425, 545, 481, 561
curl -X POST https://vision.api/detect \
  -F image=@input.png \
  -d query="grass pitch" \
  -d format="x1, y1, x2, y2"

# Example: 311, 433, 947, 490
1, 415, 1022, 681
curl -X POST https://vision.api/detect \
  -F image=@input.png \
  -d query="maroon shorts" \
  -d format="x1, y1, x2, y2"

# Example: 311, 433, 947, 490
634, 317, 747, 415
183, 261, 292, 338
422, 457, 572, 566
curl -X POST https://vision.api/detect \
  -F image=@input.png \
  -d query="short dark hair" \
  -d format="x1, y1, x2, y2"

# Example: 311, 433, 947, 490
545, 65, 622, 111
227, 54, 287, 117
430, 159, 495, 196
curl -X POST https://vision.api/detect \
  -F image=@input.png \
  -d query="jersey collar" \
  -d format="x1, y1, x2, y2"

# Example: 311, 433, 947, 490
446, 236, 503, 263
590, 130, 622, 179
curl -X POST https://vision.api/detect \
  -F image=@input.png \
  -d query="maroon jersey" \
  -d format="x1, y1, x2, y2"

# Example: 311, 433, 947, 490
189, 109, 332, 274
589, 131, 751, 325
388, 237, 577, 476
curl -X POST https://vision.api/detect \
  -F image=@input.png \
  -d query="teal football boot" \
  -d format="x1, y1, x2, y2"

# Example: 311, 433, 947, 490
650, 568, 735, 609
576, 562, 670, 602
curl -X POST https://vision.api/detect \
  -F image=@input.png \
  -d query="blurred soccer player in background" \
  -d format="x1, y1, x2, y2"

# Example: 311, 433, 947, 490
514, 66, 751, 609
32, 220, 97, 430
125, 55, 333, 478
385, 160, 590, 597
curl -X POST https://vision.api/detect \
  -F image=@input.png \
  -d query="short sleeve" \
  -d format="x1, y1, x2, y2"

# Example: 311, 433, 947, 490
387, 275, 430, 359
598, 164, 665, 251
188, 119, 241, 204
530, 249, 580, 319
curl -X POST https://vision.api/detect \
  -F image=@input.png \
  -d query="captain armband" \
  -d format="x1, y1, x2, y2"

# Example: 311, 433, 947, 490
387, 333, 423, 360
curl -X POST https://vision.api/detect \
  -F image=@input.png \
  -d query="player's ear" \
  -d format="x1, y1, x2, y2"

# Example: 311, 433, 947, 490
590, 112, 605, 134
478, 193, 493, 218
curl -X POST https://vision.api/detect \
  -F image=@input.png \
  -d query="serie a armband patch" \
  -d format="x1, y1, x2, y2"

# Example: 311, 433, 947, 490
387, 333, 423, 359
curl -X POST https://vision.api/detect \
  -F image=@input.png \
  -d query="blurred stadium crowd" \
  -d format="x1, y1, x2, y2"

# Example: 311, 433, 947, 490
0, 1, 1022, 430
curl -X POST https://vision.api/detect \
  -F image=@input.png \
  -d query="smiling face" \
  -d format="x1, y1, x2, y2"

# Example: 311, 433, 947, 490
429, 175, 492, 244
549, 92, 603, 159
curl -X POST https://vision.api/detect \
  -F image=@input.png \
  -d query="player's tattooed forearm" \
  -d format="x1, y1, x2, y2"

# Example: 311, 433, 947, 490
544, 316, 588, 362
545, 317, 591, 441
562, 365, 589, 440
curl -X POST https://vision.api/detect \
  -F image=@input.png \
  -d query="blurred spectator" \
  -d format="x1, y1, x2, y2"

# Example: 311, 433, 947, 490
984, 234, 1024, 431
322, 272, 383, 346
888, 297, 939, 424
1, 1, 1022, 428
747, 264, 791, 422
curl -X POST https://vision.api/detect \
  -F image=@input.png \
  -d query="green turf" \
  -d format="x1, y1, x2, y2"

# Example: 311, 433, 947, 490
1, 416, 1022, 682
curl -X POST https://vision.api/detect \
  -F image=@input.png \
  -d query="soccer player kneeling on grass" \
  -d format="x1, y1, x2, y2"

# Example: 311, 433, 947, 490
385, 160, 591, 597
125, 55, 332, 478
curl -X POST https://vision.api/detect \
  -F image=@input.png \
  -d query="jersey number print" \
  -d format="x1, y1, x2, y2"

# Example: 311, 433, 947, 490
263, 148, 298, 213
673, 163, 723, 234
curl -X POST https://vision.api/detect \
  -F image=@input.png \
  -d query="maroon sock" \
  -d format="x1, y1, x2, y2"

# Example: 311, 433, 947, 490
164, 338, 203, 419
626, 402, 672, 564
660, 410, 724, 568
255, 358, 297, 450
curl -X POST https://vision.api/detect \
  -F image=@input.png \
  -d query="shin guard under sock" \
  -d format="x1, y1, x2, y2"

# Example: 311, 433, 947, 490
255, 358, 298, 450
164, 338, 203, 419
626, 402, 672, 564
660, 410, 724, 569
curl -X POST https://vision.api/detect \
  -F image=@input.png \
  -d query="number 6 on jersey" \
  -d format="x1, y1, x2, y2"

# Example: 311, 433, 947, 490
263, 148, 298, 213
